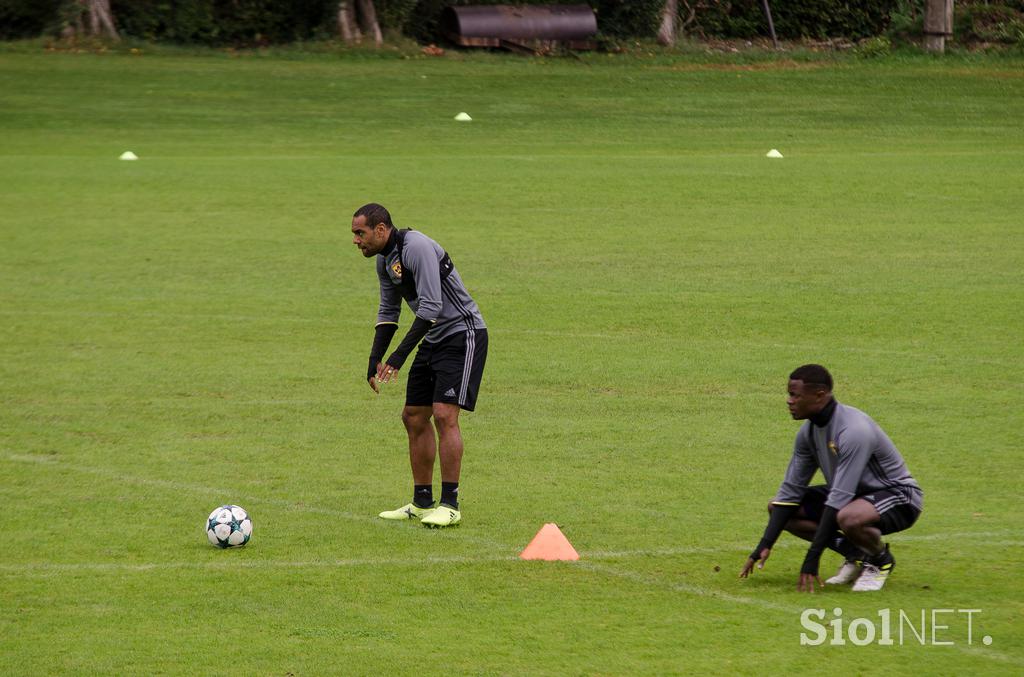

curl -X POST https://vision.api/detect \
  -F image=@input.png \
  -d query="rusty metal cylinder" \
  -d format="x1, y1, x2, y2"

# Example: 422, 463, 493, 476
441, 4, 598, 42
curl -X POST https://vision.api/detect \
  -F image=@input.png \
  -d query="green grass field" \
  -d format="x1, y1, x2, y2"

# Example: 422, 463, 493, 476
1, 45, 1022, 675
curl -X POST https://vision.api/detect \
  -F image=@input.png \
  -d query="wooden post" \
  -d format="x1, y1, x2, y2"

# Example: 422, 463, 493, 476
924, 0, 954, 53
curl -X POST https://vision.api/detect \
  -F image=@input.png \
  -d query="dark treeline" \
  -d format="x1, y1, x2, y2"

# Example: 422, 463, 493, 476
2, 1, 1020, 48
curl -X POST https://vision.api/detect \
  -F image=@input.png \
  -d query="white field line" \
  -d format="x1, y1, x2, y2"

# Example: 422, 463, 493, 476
580, 533, 1024, 560
5, 452, 1020, 555
4, 150, 1023, 161
4, 536, 1021, 578
0, 452, 517, 554
575, 562, 1024, 668
580, 560, 797, 613
507, 328, 1018, 365
0, 309, 355, 325
6, 452, 1020, 553
0, 553, 518, 577
0, 311, 1015, 367
3, 453, 1021, 667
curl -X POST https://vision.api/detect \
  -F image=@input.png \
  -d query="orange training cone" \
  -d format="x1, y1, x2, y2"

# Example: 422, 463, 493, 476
519, 523, 579, 561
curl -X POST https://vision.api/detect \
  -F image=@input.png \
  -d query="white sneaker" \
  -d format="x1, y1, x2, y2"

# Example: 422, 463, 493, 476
826, 560, 862, 585
852, 562, 893, 591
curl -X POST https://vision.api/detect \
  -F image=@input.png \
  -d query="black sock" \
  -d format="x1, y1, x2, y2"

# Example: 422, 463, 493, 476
440, 482, 459, 509
413, 485, 433, 509
830, 535, 865, 561
864, 543, 893, 566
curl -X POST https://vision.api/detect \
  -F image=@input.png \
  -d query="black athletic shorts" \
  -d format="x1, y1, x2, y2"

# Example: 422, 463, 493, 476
798, 484, 921, 535
406, 329, 488, 412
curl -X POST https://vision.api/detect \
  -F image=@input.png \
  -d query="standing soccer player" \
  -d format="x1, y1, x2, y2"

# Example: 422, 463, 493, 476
351, 203, 487, 528
739, 365, 923, 591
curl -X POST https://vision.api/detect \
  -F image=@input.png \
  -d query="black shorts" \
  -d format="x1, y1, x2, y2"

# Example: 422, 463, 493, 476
406, 329, 488, 412
798, 484, 921, 535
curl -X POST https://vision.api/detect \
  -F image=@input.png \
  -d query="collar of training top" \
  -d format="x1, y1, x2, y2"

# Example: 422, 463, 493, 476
379, 228, 398, 257
810, 397, 837, 428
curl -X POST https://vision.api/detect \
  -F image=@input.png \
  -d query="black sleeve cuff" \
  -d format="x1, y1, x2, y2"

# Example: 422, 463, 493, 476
801, 551, 823, 575
753, 503, 800, 556
385, 317, 433, 370
369, 323, 399, 380
801, 506, 839, 575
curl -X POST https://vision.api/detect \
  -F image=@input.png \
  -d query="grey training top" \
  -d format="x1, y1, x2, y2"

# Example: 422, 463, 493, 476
773, 402, 923, 511
376, 229, 486, 343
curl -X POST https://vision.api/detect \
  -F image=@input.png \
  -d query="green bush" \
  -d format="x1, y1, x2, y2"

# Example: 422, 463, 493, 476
887, 0, 924, 39
687, 0, 898, 40
0, 0, 61, 39
956, 4, 1024, 43
376, 0, 421, 33
854, 34, 892, 57
110, 0, 335, 45
595, 0, 665, 38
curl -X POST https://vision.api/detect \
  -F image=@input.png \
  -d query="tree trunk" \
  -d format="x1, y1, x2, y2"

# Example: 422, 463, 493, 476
85, 0, 120, 40
657, 0, 679, 46
355, 0, 383, 47
338, 2, 361, 43
338, 0, 382, 45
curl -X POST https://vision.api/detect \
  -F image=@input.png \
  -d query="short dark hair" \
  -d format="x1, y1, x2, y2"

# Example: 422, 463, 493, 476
353, 203, 393, 229
789, 364, 833, 392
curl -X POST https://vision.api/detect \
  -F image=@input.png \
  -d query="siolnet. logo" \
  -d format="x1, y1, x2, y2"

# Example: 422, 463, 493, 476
800, 607, 992, 646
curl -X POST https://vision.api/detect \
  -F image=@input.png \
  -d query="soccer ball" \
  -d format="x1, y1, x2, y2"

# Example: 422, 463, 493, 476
206, 505, 253, 548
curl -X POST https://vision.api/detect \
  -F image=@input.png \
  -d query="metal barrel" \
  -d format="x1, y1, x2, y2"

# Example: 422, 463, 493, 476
441, 4, 598, 43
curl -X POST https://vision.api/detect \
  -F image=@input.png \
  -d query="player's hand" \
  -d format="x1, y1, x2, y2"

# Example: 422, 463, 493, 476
368, 361, 382, 393
376, 362, 400, 384
797, 572, 824, 593
740, 548, 771, 578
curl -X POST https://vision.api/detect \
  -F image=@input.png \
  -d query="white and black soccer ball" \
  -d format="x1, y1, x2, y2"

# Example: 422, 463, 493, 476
206, 505, 253, 548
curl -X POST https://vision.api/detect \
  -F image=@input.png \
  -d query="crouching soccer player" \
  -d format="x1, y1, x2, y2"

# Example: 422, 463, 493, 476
351, 203, 487, 528
740, 364, 923, 592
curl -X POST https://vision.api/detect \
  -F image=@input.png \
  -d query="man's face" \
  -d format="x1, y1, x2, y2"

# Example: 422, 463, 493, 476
351, 215, 389, 257
787, 379, 829, 420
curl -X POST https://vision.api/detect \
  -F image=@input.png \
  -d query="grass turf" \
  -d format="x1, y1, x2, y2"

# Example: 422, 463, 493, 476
1, 47, 1022, 675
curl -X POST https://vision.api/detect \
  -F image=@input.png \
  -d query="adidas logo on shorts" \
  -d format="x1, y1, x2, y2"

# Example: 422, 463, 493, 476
444, 387, 456, 397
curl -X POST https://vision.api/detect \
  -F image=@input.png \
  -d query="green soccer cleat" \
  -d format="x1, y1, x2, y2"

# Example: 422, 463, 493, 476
421, 504, 460, 528
378, 503, 434, 521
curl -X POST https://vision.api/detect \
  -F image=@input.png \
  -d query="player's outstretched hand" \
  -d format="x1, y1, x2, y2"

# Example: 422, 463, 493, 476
376, 363, 400, 384
797, 572, 824, 593
368, 361, 382, 394
740, 548, 771, 578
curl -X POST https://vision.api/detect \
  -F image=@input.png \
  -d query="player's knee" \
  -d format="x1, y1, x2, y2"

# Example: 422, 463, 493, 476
402, 407, 431, 431
432, 404, 460, 431
838, 507, 870, 532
